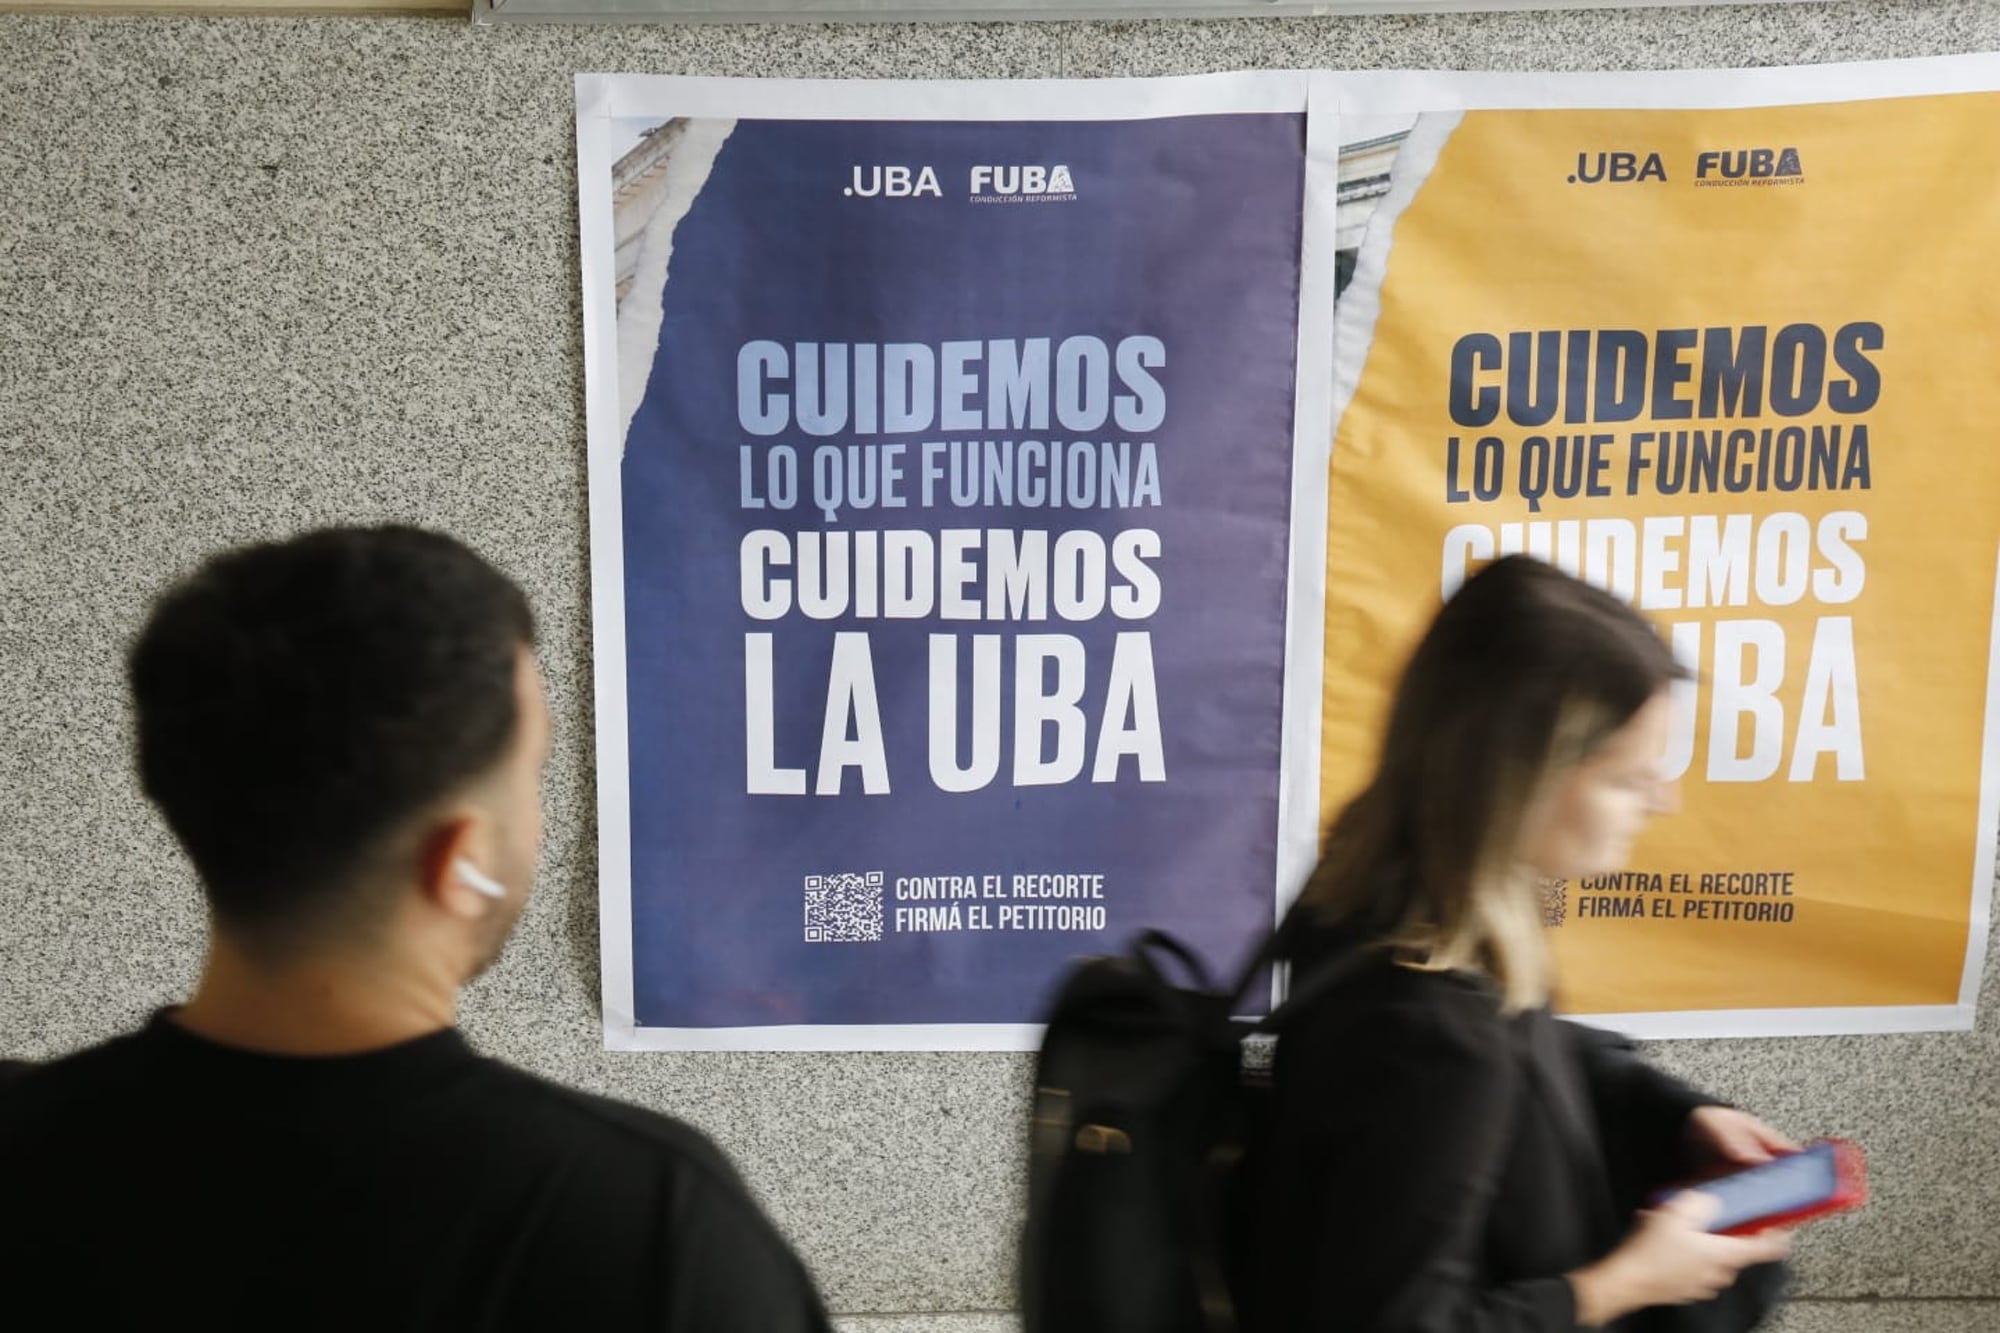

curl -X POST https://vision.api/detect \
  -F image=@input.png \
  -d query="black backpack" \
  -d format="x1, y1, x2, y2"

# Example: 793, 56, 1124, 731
1019, 915, 1367, 1333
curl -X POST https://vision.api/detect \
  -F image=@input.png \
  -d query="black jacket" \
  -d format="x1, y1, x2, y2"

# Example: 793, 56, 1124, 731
1240, 928, 1778, 1333
0, 1015, 834, 1332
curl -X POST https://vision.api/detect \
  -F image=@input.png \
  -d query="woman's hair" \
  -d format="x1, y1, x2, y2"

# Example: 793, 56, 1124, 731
1300, 555, 1686, 1010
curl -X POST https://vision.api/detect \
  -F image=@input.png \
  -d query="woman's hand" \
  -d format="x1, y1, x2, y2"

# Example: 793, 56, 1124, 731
1686, 1105, 1798, 1172
1568, 1192, 1792, 1327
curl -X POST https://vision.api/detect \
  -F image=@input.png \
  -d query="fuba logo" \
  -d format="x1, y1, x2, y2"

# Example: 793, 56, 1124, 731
1696, 147, 1805, 181
1568, 151, 1668, 184
969, 164, 1077, 199
845, 166, 943, 199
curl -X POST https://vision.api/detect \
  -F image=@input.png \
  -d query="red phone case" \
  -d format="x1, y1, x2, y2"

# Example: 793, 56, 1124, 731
1713, 1137, 1867, 1235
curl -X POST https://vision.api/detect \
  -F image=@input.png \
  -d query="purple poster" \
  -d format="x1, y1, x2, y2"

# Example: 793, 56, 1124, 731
579, 74, 1334, 1049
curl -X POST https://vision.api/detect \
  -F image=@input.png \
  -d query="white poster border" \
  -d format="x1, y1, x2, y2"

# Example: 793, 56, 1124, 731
1332, 51, 2000, 116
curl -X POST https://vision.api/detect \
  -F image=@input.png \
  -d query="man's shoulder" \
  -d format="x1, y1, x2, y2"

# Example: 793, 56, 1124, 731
0, 1032, 184, 1177
0, 1028, 160, 1115
467, 1058, 749, 1191
462, 1060, 816, 1286
464, 1067, 833, 1331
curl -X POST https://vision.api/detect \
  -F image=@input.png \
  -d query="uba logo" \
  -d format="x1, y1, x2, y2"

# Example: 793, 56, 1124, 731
1696, 147, 1805, 181
845, 166, 943, 199
1569, 151, 1667, 184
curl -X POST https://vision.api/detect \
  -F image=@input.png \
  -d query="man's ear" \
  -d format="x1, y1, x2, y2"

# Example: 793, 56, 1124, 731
418, 818, 503, 921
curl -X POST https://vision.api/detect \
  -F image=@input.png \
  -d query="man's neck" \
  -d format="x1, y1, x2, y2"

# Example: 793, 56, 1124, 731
171, 933, 459, 1056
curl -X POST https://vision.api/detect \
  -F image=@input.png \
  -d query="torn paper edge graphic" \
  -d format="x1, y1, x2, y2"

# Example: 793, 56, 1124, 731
611, 118, 736, 449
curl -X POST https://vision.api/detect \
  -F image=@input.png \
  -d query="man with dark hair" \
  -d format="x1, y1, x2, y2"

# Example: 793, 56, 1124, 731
0, 526, 834, 1331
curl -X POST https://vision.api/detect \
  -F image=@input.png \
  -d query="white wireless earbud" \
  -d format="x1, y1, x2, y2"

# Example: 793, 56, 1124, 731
454, 858, 508, 901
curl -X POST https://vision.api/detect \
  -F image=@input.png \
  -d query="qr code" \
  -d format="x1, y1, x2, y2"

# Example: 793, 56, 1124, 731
1539, 878, 1569, 928
804, 871, 885, 943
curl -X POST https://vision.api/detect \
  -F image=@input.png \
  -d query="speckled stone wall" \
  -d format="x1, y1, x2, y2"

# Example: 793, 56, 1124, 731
2, 6, 1995, 1323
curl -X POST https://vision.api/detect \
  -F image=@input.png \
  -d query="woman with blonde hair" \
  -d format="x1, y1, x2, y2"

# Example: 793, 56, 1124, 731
1243, 555, 1792, 1332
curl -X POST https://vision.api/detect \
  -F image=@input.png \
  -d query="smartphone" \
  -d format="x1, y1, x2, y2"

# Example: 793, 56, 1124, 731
1691, 1137, 1867, 1235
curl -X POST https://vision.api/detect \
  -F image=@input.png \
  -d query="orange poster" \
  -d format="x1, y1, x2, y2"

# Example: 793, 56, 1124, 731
1323, 62, 2000, 1035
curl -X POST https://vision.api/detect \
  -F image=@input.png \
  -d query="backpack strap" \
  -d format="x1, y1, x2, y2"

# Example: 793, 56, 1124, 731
1218, 897, 1311, 1008
1225, 898, 1377, 1032
1262, 945, 1375, 1031
1185, 907, 1369, 1333
1132, 928, 1222, 992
